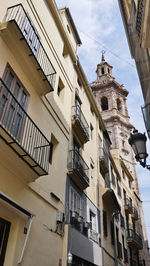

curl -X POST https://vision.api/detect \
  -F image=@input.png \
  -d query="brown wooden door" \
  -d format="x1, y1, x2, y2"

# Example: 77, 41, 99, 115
0, 217, 11, 266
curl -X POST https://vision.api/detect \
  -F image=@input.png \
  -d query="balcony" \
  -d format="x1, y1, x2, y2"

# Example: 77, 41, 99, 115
124, 248, 128, 263
136, 0, 150, 48
68, 150, 89, 190
124, 197, 132, 214
141, 103, 150, 139
136, 0, 144, 38
131, 206, 138, 221
127, 229, 143, 250
89, 229, 99, 245
104, 172, 110, 188
72, 105, 89, 145
117, 183, 121, 197
0, 78, 51, 181
111, 172, 116, 186
99, 147, 109, 172
120, 214, 125, 228
1, 4, 56, 94
117, 241, 123, 259
102, 188, 120, 213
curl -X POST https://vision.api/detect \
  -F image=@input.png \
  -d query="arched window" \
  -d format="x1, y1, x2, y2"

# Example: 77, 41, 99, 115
116, 98, 121, 111
101, 96, 108, 111
101, 67, 104, 75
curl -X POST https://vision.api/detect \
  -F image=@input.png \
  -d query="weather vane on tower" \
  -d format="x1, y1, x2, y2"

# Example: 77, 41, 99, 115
101, 50, 106, 61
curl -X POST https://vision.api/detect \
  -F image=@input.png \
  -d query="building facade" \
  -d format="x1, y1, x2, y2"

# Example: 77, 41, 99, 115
91, 56, 150, 265
0, 0, 149, 266
118, 0, 150, 139
0, 1, 75, 265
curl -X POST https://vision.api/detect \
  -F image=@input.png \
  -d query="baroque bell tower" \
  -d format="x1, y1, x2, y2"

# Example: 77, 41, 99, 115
91, 53, 139, 193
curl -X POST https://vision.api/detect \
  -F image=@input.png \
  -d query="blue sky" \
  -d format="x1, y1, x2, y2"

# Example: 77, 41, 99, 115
55, 0, 150, 244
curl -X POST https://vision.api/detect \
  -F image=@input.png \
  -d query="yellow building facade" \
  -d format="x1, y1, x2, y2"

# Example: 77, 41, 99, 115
0, 0, 149, 266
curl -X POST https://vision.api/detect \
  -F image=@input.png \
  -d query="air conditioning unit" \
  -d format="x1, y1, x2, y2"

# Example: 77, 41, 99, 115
56, 211, 64, 223
77, 216, 82, 222
72, 211, 76, 218
84, 221, 90, 229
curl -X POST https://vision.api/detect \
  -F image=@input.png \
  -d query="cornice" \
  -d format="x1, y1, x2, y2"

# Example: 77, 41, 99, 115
91, 79, 129, 97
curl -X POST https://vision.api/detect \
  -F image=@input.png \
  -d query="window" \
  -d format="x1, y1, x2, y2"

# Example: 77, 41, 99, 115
111, 220, 114, 245
111, 166, 116, 186
117, 179, 121, 197
122, 170, 125, 179
90, 158, 94, 185
77, 78, 82, 88
67, 24, 71, 33
50, 134, 59, 166
1, 65, 29, 140
101, 67, 104, 74
70, 187, 85, 218
90, 105, 94, 115
90, 210, 96, 231
129, 180, 132, 189
90, 123, 94, 140
0, 217, 11, 266
103, 210, 107, 237
62, 43, 68, 57
116, 98, 121, 111
57, 78, 64, 99
101, 96, 108, 111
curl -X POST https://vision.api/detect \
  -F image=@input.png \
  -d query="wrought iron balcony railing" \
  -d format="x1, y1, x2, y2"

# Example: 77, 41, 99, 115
124, 248, 128, 263
117, 241, 123, 259
99, 147, 109, 170
136, 0, 144, 38
105, 172, 110, 188
0, 78, 51, 176
72, 105, 89, 144
117, 183, 121, 197
127, 229, 143, 249
141, 102, 150, 139
131, 206, 138, 220
89, 229, 99, 244
124, 197, 132, 213
4, 4, 56, 91
111, 172, 116, 186
120, 214, 125, 228
130, 259, 138, 266
68, 149, 89, 189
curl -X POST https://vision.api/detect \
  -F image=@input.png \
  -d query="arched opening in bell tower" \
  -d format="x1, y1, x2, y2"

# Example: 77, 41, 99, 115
116, 98, 122, 111
101, 96, 108, 111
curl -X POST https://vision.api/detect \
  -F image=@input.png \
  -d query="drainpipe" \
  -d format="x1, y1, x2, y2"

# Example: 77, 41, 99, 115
112, 210, 120, 266
18, 215, 33, 264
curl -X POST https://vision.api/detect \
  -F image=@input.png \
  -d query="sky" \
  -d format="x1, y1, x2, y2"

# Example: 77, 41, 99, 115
55, 0, 150, 244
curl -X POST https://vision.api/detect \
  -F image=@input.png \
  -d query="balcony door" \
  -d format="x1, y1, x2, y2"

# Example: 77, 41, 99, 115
0, 217, 11, 266
0, 65, 29, 140
73, 139, 80, 169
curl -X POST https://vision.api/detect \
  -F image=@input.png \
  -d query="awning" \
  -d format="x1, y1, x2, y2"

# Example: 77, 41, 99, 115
0, 192, 34, 217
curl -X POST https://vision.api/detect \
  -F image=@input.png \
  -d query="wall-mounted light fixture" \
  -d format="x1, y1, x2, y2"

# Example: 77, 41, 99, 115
67, 251, 73, 265
128, 128, 150, 170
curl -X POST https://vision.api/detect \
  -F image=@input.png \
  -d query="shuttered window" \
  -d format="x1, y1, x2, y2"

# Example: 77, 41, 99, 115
103, 210, 107, 237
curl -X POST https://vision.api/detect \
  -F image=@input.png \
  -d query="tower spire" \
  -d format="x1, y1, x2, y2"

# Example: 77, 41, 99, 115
101, 50, 105, 61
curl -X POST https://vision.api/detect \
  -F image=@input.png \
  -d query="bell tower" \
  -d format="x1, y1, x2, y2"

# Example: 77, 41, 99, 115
91, 53, 139, 193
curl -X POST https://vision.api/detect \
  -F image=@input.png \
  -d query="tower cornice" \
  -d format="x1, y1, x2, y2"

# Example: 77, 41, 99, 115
91, 79, 129, 97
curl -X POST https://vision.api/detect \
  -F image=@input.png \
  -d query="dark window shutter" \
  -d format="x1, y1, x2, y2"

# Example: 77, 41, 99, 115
103, 210, 107, 237
111, 220, 114, 245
